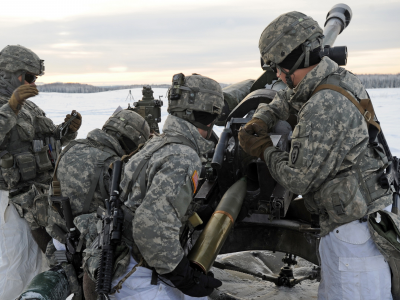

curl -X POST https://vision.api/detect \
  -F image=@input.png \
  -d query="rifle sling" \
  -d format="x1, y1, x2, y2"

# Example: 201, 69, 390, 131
311, 84, 381, 133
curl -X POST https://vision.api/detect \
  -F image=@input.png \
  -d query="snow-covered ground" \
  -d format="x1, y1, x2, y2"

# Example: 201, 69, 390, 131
34, 87, 399, 300
33, 87, 400, 157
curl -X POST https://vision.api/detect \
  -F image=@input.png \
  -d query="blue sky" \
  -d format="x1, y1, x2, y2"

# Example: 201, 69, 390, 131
1, 0, 399, 85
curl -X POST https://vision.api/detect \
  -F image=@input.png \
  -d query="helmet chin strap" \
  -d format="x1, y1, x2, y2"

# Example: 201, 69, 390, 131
190, 119, 216, 140
277, 52, 305, 89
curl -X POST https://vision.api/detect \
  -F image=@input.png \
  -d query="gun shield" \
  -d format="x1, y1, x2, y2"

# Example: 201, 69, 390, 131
188, 177, 247, 273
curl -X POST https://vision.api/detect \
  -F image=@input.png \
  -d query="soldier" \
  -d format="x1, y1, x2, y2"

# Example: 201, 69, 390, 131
45, 109, 150, 300
0, 44, 82, 299
83, 73, 224, 300
239, 12, 394, 299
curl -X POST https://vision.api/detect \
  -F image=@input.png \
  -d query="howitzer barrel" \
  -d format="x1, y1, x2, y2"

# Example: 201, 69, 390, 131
188, 177, 247, 273
323, 3, 352, 47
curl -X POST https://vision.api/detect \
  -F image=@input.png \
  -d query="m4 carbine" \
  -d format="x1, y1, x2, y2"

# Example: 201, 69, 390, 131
96, 160, 124, 300
51, 196, 82, 276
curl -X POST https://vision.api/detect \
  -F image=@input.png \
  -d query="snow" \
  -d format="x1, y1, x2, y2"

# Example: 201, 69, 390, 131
31, 87, 399, 300
33, 87, 400, 157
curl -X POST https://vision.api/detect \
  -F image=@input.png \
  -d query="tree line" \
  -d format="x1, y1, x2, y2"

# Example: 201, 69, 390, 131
356, 74, 400, 89
37, 74, 400, 93
37, 82, 170, 93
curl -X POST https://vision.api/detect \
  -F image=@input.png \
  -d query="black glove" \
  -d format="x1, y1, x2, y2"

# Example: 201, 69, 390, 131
163, 256, 222, 297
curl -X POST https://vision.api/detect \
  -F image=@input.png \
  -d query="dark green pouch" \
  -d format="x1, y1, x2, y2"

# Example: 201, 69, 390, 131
15, 152, 36, 181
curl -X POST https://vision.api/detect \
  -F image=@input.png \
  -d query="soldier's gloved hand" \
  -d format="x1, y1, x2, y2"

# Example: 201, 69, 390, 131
64, 110, 82, 133
242, 117, 269, 137
238, 126, 273, 159
8, 85, 38, 114
163, 256, 222, 297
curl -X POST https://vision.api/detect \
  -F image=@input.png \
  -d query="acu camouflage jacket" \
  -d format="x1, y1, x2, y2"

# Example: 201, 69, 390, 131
0, 94, 77, 191
254, 57, 392, 236
46, 129, 124, 244
120, 115, 214, 274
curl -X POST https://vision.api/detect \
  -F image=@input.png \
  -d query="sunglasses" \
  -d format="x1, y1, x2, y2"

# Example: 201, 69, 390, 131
25, 73, 37, 84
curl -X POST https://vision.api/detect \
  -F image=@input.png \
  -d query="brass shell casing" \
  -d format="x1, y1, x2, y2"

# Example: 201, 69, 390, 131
188, 177, 247, 273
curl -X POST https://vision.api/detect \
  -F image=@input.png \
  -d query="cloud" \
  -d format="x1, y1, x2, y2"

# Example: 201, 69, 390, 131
109, 67, 128, 72
0, 0, 399, 84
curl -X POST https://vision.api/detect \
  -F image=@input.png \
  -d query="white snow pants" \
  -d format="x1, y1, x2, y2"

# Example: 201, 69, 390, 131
0, 190, 42, 300
109, 255, 208, 300
318, 205, 394, 300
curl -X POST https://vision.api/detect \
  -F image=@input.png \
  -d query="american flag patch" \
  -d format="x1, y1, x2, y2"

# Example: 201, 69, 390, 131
191, 170, 199, 194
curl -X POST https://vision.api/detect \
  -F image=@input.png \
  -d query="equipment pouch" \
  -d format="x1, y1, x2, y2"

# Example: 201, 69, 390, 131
33, 192, 49, 227
316, 173, 367, 224
1, 153, 20, 188
368, 210, 400, 300
34, 115, 56, 136
9, 185, 37, 218
15, 152, 36, 181
16, 118, 35, 142
34, 145, 53, 172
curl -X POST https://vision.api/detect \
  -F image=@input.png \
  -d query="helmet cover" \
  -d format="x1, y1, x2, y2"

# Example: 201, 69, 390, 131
102, 110, 150, 152
0, 45, 45, 76
259, 11, 323, 66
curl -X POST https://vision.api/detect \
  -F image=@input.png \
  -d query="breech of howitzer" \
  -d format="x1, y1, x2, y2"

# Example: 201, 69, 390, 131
188, 177, 247, 273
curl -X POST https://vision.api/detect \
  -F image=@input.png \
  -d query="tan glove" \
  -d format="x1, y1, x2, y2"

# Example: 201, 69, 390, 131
8, 85, 38, 114
242, 118, 269, 136
238, 128, 273, 158
64, 110, 82, 133
238, 122, 273, 158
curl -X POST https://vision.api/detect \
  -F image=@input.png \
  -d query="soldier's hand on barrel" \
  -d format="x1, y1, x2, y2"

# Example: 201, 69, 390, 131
243, 117, 269, 137
8, 85, 38, 114
64, 110, 82, 132
238, 126, 273, 159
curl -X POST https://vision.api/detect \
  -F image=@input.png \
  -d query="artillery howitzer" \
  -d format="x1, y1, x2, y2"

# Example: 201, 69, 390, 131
127, 85, 163, 133
188, 4, 353, 298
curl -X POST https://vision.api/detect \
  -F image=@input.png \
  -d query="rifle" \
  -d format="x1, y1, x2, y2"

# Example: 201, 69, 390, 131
96, 160, 124, 299
51, 196, 83, 281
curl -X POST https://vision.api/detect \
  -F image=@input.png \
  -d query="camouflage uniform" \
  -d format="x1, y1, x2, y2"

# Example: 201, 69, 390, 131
251, 10, 395, 299
84, 74, 223, 300
46, 110, 150, 300
121, 114, 214, 274
255, 57, 392, 235
46, 128, 124, 247
0, 45, 77, 300
0, 94, 77, 228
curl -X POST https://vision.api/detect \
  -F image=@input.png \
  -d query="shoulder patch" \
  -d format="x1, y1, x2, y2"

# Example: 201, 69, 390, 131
191, 170, 199, 194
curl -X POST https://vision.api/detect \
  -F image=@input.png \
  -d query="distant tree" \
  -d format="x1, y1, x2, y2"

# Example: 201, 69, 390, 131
356, 74, 400, 89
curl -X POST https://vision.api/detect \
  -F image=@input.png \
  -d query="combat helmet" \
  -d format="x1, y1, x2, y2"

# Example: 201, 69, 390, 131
0, 45, 45, 76
259, 11, 323, 88
167, 73, 224, 139
102, 110, 150, 153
